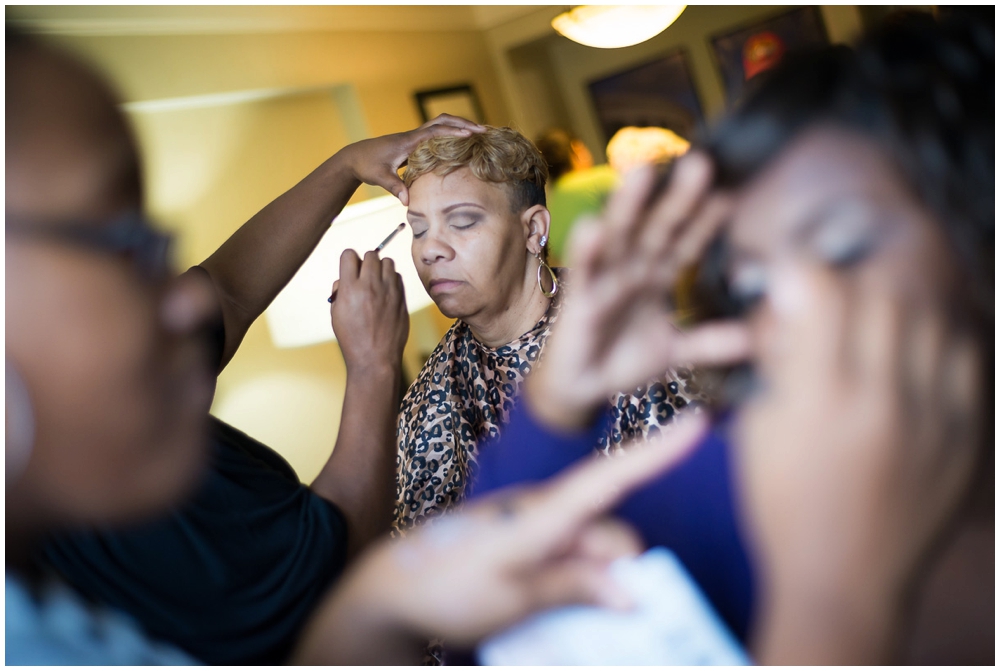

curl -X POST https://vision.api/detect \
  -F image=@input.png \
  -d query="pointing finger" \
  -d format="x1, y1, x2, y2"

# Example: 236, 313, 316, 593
508, 414, 709, 558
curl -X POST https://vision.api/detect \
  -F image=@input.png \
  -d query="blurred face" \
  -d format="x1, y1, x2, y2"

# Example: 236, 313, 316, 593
727, 125, 961, 364
6, 220, 218, 529
6, 46, 219, 531
407, 167, 539, 323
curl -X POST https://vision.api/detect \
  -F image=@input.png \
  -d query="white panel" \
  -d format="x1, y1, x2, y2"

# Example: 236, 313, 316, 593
265, 195, 433, 349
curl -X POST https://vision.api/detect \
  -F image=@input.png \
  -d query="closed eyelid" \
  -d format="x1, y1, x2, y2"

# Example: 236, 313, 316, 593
791, 201, 880, 246
794, 201, 895, 268
448, 213, 480, 225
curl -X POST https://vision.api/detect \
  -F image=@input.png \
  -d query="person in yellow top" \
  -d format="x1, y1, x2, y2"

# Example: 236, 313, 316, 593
534, 128, 619, 266
536, 126, 692, 267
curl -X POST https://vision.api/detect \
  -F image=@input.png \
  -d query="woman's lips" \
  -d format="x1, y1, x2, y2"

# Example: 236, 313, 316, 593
428, 279, 463, 294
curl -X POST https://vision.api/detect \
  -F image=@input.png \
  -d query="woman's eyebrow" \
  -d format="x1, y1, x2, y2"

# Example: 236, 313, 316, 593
442, 202, 487, 214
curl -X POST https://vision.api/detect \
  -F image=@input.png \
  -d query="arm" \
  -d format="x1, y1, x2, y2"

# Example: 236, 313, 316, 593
309, 250, 408, 560
196, 115, 483, 370
469, 398, 610, 498
473, 397, 757, 641
293, 418, 707, 665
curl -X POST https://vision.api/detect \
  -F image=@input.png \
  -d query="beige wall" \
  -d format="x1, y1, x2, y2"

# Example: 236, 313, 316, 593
11, 14, 509, 483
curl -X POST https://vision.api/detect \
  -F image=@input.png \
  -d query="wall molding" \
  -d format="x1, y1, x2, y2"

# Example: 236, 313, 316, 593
7, 6, 544, 37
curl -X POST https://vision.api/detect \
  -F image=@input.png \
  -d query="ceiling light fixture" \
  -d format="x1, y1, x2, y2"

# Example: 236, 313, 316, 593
551, 5, 687, 49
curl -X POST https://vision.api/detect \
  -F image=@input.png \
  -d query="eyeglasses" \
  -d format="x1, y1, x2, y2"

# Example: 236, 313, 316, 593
6, 210, 175, 282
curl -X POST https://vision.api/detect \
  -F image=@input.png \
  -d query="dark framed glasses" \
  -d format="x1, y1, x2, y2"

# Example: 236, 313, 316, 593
6, 210, 175, 282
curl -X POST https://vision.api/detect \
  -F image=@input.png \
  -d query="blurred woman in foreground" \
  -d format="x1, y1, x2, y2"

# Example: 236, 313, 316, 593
473, 10, 993, 663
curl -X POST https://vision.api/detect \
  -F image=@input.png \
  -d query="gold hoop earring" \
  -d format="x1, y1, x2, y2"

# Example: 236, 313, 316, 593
535, 253, 558, 298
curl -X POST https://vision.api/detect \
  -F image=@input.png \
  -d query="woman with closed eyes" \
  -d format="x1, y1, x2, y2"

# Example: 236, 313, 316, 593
392, 127, 725, 534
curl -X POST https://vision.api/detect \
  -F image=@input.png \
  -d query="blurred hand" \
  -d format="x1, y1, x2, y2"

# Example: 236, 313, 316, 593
736, 262, 982, 664
527, 154, 751, 430
338, 114, 485, 205
294, 415, 709, 665
330, 249, 409, 373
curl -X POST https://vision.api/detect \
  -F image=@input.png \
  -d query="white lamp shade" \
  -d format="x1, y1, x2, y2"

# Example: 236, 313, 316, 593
265, 195, 433, 348
552, 5, 687, 49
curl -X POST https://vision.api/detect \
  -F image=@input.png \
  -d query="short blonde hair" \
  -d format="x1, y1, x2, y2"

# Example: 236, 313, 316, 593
403, 125, 548, 212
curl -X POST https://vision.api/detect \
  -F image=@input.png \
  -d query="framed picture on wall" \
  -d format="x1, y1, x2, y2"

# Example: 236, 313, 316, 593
587, 49, 704, 145
414, 84, 486, 124
710, 7, 829, 105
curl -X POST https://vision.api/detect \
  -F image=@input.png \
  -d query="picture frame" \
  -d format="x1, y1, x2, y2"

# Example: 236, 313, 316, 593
710, 6, 829, 105
414, 84, 486, 124
587, 48, 704, 145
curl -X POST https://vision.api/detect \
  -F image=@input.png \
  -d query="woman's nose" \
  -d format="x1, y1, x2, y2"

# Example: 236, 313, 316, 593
418, 230, 455, 265
159, 270, 221, 336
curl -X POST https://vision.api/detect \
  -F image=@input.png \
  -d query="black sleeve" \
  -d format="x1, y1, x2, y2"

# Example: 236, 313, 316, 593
35, 417, 349, 665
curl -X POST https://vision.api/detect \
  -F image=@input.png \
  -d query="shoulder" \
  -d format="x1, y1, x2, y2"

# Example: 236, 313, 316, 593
5, 572, 197, 665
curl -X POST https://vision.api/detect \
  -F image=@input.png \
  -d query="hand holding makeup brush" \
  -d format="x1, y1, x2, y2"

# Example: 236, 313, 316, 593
329, 223, 406, 303
329, 245, 409, 375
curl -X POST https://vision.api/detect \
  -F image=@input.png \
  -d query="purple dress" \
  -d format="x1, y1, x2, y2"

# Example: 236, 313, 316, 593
469, 399, 757, 641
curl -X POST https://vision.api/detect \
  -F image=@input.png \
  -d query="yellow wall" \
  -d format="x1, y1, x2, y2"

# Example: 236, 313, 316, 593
128, 90, 362, 483
17, 20, 508, 483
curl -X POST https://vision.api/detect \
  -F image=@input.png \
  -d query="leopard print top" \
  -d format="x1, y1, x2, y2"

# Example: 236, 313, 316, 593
393, 271, 708, 532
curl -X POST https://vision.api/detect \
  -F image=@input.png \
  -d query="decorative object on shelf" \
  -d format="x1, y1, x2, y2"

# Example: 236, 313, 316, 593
552, 5, 687, 49
710, 7, 829, 105
414, 84, 486, 124
588, 49, 703, 145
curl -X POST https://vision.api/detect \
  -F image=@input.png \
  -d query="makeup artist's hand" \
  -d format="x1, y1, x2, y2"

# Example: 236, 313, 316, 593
527, 154, 751, 430
339, 114, 485, 206
293, 415, 708, 665
330, 249, 409, 373
735, 262, 981, 664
